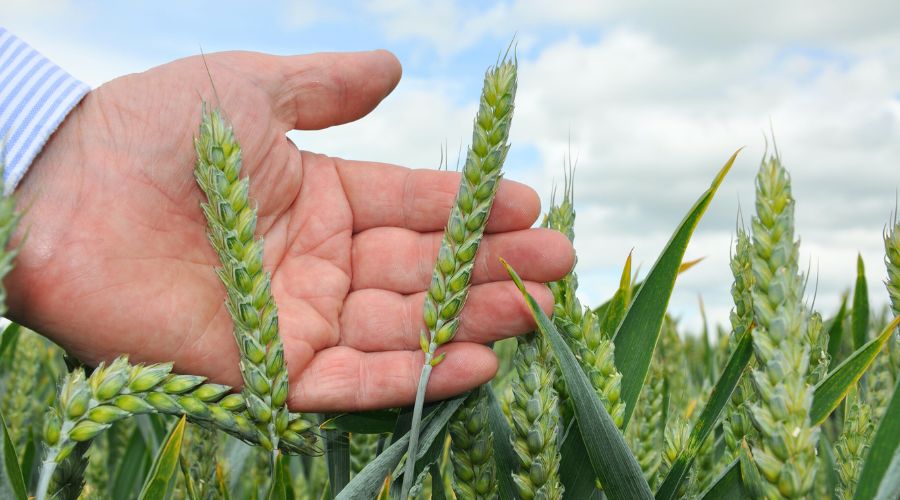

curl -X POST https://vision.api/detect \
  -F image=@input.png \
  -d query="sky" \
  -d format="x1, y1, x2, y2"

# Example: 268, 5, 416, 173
4, 0, 900, 335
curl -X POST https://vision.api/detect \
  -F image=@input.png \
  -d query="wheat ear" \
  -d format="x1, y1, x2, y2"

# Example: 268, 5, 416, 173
449, 385, 497, 498
508, 331, 564, 499
401, 56, 517, 498
723, 229, 756, 460
835, 390, 874, 500
748, 153, 818, 498
36, 356, 317, 500
193, 106, 309, 462
545, 180, 625, 429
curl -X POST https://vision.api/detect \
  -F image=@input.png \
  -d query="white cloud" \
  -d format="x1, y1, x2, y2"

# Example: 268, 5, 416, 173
281, 0, 339, 29
1, 0, 72, 17
290, 76, 476, 169
2, 3, 156, 87
4, 0, 898, 334
511, 27, 900, 331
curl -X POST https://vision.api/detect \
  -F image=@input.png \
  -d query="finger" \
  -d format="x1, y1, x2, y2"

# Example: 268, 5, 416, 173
351, 227, 574, 293
338, 280, 554, 352
334, 159, 541, 233
288, 343, 497, 412
264, 50, 402, 130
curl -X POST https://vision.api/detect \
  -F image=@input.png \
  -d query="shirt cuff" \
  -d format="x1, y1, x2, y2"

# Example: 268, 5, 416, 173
0, 27, 91, 194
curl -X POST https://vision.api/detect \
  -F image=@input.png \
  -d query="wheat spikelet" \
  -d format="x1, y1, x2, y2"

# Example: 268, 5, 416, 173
349, 432, 380, 476
181, 423, 220, 499
2, 328, 45, 450
420, 57, 516, 355
805, 312, 829, 384
885, 216, 900, 315
659, 416, 691, 499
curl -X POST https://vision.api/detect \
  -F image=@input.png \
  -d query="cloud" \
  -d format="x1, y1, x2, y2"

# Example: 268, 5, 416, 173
289, 76, 476, 169
280, 0, 339, 29
4, 0, 898, 334
511, 26, 899, 331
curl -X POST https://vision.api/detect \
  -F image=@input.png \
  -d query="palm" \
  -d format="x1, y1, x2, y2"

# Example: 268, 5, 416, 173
9, 51, 574, 412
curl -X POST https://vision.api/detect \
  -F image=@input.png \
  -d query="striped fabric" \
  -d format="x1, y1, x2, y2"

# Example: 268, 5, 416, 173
0, 27, 90, 194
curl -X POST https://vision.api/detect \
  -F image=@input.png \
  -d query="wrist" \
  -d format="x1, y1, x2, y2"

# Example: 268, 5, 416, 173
6, 99, 89, 324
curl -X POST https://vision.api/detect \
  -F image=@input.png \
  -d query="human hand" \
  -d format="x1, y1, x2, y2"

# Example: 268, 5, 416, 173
7, 50, 575, 412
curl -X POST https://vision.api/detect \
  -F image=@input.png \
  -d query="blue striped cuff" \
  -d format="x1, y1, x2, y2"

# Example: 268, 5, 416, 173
0, 27, 90, 194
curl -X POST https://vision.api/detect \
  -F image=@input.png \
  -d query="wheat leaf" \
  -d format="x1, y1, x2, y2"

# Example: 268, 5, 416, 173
613, 151, 737, 428
138, 416, 187, 500
503, 259, 653, 499
811, 314, 900, 425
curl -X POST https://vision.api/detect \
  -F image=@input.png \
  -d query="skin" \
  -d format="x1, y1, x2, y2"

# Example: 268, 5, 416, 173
7, 50, 575, 412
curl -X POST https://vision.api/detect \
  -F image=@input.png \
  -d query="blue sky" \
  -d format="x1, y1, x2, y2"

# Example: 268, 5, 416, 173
5, 0, 900, 333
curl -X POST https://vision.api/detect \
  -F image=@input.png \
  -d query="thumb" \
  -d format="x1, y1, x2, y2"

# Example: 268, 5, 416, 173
262, 49, 402, 131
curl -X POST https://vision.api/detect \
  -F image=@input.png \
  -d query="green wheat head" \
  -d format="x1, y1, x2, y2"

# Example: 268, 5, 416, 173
747, 153, 818, 498
194, 106, 314, 456
723, 229, 757, 460
449, 385, 497, 499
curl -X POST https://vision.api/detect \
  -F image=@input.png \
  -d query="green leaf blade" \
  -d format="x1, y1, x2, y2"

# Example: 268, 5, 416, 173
699, 458, 750, 500
613, 151, 738, 427
811, 314, 900, 425
486, 387, 517, 500
336, 396, 465, 500
138, 416, 187, 500
656, 329, 753, 500
503, 259, 653, 500
319, 410, 398, 434
0, 411, 26, 500
852, 254, 870, 350
322, 415, 350, 498
826, 294, 848, 366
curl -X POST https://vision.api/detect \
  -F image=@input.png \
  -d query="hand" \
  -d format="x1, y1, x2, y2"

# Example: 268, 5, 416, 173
8, 50, 575, 412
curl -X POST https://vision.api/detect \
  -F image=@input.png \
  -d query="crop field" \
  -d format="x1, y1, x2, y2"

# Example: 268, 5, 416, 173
0, 53, 898, 500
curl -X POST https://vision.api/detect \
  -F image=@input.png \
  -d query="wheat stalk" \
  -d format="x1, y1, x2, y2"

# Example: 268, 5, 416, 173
747, 153, 818, 498
401, 55, 517, 498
